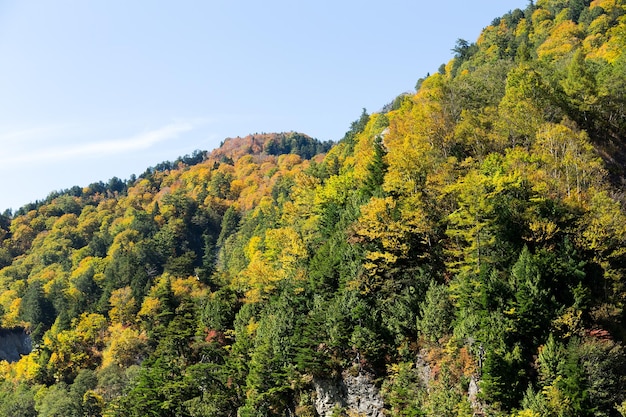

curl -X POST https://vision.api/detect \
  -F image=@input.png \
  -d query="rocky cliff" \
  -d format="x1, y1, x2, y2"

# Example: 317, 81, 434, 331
313, 370, 384, 417
0, 328, 32, 362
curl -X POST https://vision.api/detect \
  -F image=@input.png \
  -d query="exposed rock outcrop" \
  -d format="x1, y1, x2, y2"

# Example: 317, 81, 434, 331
313, 370, 384, 417
0, 328, 32, 362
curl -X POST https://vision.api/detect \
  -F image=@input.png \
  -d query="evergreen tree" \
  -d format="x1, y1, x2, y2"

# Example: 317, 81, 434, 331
19, 280, 55, 341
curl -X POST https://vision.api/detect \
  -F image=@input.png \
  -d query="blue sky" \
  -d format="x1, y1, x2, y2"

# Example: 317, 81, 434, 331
0, 0, 525, 212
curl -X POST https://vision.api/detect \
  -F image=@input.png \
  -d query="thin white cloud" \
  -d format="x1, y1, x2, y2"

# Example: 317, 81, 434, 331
0, 121, 195, 169
0, 124, 78, 146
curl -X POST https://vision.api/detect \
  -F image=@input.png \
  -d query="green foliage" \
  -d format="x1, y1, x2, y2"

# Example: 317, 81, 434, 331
361, 135, 388, 198
0, 381, 37, 417
381, 362, 426, 416
263, 132, 333, 160
20, 280, 56, 341
416, 282, 454, 343
2, 2, 626, 416
480, 344, 526, 409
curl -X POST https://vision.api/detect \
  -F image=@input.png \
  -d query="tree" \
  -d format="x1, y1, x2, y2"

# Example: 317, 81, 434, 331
381, 362, 426, 416
510, 246, 552, 347
20, 280, 55, 341
196, 234, 216, 286
341, 108, 370, 151
35, 383, 79, 417
217, 206, 239, 247
445, 168, 497, 274
361, 135, 388, 198
0, 381, 37, 417
416, 283, 454, 343
109, 286, 137, 325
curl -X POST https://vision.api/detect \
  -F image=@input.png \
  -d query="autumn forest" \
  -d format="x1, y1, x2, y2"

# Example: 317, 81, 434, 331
2, 0, 626, 416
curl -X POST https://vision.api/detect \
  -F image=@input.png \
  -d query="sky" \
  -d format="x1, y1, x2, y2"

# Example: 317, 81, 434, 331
0, 0, 526, 212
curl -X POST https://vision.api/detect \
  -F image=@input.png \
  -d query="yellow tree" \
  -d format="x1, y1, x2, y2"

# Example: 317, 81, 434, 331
498, 65, 551, 147
532, 122, 604, 203
537, 21, 583, 60
101, 323, 148, 368
352, 196, 433, 292
383, 100, 439, 197
280, 172, 321, 245
445, 167, 498, 274
46, 313, 108, 380
235, 235, 280, 303
108, 286, 137, 326
578, 190, 626, 304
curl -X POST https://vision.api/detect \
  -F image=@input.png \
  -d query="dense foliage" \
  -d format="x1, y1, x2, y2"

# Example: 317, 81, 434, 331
2, 1, 626, 415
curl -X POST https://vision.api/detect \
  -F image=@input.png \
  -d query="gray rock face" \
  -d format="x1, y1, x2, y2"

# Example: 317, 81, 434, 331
415, 351, 431, 387
0, 328, 32, 362
313, 376, 347, 416
313, 370, 384, 417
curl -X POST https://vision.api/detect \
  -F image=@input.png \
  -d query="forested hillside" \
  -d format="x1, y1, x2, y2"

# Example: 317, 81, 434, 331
1, 1, 626, 416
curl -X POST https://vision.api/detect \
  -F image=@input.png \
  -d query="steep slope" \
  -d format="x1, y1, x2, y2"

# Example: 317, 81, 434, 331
1, 1, 626, 416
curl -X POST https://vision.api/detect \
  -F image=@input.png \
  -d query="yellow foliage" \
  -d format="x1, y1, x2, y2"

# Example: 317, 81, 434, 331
107, 211, 135, 235
552, 306, 584, 337
445, 168, 498, 273
29, 264, 66, 294
527, 218, 560, 243
138, 296, 161, 320
583, 33, 607, 56
515, 17, 531, 39
171, 276, 206, 300
590, 0, 623, 14
9, 222, 36, 253
237, 214, 309, 300
101, 323, 148, 368
244, 236, 263, 261
0, 360, 11, 379
542, 376, 574, 415
533, 123, 604, 202
124, 178, 157, 210
74, 313, 108, 343
382, 79, 456, 197
477, 20, 518, 61
246, 317, 259, 336
180, 164, 211, 187
589, 14, 611, 35
278, 153, 302, 170
515, 410, 541, 417
352, 113, 390, 183
109, 286, 137, 325
107, 228, 140, 258
64, 286, 82, 302
537, 21, 582, 60
352, 195, 432, 290
455, 107, 507, 157
280, 173, 320, 237
70, 256, 100, 281
356, 197, 410, 255
579, 190, 626, 267
532, 7, 554, 25
229, 178, 246, 200
44, 313, 108, 379
314, 171, 356, 207
12, 353, 41, 382
237, 256, 280, 303
76, 205, 101, 236
0, 290, 22, 327
264, 227, 307, 272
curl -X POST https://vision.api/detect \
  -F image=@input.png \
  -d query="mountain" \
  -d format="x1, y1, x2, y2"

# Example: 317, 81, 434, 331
1, 1, 626, 416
